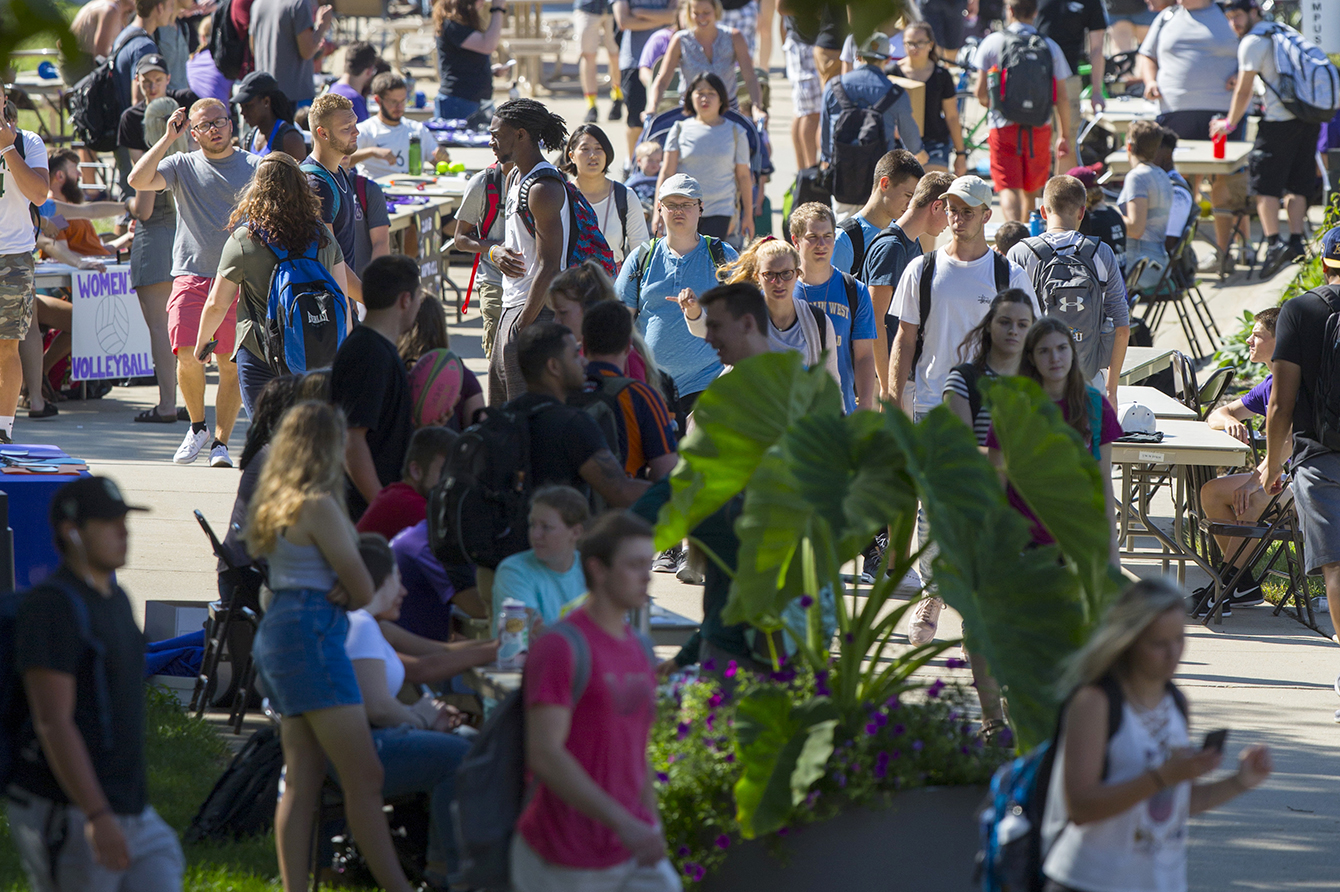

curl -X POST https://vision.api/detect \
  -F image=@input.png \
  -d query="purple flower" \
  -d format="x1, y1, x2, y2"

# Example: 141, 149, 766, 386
874, 762, 887, 780
835, 772, 846, 787
892, 723, 905, 736
708, 692, 724, 709
667, 753, 677, 763
945, 656, 966, 670
685, 862, 706, 882
800, 594, 814, 608
961, 745, 971, 755
678, 846, 691, 858
805, 790, 820, 807
725, 753, 736, 763
865, 722, 878, 736
926, 679, 946, 699
724, 660, 738, 679
874, 712, 888, 727
677, 722, 691, 740
844, 632, 854, 643
912, 739, 924, 752
891, 749, 901, 760
706, 712, 716, 732
815, 670, 831, 697
702, 658, 717, 672
778, 826, 790, 837
885, 695, 901, 710
715, 834, 731, 850
656, 771, 669, 784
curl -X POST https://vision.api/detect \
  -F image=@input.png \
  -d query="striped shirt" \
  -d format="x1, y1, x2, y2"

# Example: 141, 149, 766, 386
943, 365, 998, 446
585, 361, 678, 477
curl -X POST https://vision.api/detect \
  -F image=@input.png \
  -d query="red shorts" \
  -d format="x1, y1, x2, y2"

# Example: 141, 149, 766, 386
168, 274, 237, 356
988, 123, 1054, 193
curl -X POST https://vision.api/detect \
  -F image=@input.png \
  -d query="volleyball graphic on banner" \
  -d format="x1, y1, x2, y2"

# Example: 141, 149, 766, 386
71, 267, 155, 381
95, 295, 131, 355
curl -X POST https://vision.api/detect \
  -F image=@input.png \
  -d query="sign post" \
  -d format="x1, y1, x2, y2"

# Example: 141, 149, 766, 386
70, 268, 155, 381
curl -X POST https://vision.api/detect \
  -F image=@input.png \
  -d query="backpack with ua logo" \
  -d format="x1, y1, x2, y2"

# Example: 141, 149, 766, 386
1259, 23, 1340, 125
1019, 235, 1108, 380
828, 80, 905, 205
516, 166, 618, 278
995, 29, 1056, 128
261, 231, 348, 374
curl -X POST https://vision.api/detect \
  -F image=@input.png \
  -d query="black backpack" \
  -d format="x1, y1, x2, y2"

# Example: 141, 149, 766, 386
570, 373, 636, 470
427, 400, 560, 571
995, 29, 1056, 128
839, 217, 868, 276
209, 0, 248, 80
7, 135, 42, 240
1308, 285, 1340, 451
829, 80, 904, 206
68, 27, 149, 153
185, 725, 284, 843
783, 165, 834, 239
915, 251, 1011, 364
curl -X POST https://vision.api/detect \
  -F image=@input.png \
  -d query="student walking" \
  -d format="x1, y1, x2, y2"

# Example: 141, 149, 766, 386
304, 93, 366, 301
234, 71, 306, 160
830, 149, 924, 278
453, 162, 512, 360
890, 22, 965, 175
560, 124, 649, 265
7, 477, 185, 892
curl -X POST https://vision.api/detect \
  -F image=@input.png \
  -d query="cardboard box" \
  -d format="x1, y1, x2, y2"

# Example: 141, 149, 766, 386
888, 75, 926, 136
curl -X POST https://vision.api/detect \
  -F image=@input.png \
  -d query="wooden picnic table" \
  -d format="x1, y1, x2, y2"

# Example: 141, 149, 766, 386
1104, 140, 1252, 177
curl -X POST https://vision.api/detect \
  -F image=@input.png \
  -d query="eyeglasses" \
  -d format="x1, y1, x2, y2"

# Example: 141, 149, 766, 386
192, 118, 231, 133
759, 269, 797, 283
905, 39, 933, 49
661, 201, 697, 213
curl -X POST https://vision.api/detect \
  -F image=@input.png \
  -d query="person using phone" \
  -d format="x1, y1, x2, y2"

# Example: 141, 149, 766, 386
1041, 578, 1272, 892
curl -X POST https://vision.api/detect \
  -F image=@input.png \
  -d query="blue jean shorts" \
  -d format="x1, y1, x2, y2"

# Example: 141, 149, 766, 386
923, 139, 953, 169
253, 588, 361, 716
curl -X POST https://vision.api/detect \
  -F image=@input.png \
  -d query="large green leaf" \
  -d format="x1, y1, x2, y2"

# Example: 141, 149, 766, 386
656, 351, 841, 550
983, 378, 1124, 624
733, 690, 840, 838
0, 0, 74, 68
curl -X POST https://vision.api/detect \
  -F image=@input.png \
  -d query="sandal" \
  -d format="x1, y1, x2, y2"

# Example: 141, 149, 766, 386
134, 408, 178, 423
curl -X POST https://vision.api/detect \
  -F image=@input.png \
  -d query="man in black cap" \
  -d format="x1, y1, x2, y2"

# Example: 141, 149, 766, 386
234, 70, 307, 160
6, 476, 185, 891
116, 54, 197, 155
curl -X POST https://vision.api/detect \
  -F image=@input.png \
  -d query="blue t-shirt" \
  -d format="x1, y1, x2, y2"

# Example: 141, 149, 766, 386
491, 549, 588, 625
1240, 374, 1272, 417
829, 214, 882, 277
616, 236, 736, 397
112, 26, 157, 110
794, 269, 877, 413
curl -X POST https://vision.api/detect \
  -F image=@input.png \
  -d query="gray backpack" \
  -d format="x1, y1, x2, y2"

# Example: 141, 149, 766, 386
1020, 235, 1107, 380
450, 620, 654, 889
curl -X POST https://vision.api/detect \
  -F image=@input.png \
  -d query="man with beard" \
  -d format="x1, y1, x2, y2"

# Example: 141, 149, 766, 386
352, 72, 447, 180
129, 98, 260, 468
303, 92, 366, 302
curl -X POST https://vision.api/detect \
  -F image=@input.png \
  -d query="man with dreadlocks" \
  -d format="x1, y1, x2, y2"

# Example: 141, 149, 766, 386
487, 99, 573, 405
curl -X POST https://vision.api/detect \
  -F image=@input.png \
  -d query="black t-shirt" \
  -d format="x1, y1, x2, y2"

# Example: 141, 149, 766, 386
898, 63, 957, 144
1035, 0, 1109, 73
305, 155, 359, 269
437, 20, 492, 103
788, 3, 847, 50
504, 391, 609, 494
332, 325, 413, 519
1273, 286, 1339, 465
116, 88, 199, 152
11, 567, 148, 814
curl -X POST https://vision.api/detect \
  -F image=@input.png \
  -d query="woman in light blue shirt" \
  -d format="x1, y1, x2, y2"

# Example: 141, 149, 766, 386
491, 485, 592, 626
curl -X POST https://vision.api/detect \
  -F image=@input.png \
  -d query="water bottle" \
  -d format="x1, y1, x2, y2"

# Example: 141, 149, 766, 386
509, 80, 521, 101
987, 66, 1001, 107
408, 134, 422, 175
497, 598, 530, 670
1028, 211, 1043, 237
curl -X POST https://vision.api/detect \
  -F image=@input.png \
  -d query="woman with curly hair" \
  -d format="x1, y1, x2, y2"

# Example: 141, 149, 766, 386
246, 401, 416, 892
434, 0, 506, 120
197, 152, 352, 416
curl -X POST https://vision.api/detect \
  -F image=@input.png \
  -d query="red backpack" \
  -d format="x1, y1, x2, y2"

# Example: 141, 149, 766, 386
517, 167, 617, 277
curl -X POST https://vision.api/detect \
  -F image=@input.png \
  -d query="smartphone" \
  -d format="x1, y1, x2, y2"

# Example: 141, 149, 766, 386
196, 338, 218, 361
1202, 729, 1228, 753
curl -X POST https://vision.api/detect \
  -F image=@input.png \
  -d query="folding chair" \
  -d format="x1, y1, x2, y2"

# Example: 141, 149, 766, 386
1132, 217, 1219, 357
1196, 366, 1235, 420
191, 510, 264, 731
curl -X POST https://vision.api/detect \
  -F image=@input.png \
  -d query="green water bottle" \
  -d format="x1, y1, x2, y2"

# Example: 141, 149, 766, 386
408, 135, 422, 175
987, 66, 1001, 109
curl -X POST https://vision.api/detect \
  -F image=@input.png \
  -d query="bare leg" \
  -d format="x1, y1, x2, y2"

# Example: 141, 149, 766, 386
757, 0, 776, 72
580, 52, 598, 100
18, 308, 46, 413
1000, 188, 1026, 223
967, 650, 1004, 724
1284, 192, 1307, 236
796, 113, 819, 170
1109, 20, 1135, 53
0, 339, 22, 417
1257, 194, 1282, 239
274, 716, 326, 892
214, 358, 242, 444
137, 281, 176, 415
1322, 562, 1340, 643
177, 345, 206, 424
1199, 473, 1270, 569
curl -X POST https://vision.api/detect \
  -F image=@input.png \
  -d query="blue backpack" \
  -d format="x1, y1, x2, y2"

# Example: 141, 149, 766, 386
261, 232, 348, 375
975, 675, 1187, 892
0, 580, 113, 787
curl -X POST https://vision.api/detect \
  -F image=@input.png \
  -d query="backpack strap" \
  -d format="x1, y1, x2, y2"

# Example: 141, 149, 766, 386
992, 251, 1011, 293
632, 238, 661, 308
838, 217, 865, 275
871, 81, 904, 115
808, 303, 829, 352
42, 579, 115, 752
704, 235, 728, 269
829, 80, 856, 112
612, 181, 631, 259
517, 166, 566, 237
915, 250, 937, 362
353, 174, 370, 218
839, 271, 860, 366
301, 161, 341, 220
951, 361, 983, 426
550, 620, 592, 703
1086, 385, 1104, 459
478, 163, 506, 241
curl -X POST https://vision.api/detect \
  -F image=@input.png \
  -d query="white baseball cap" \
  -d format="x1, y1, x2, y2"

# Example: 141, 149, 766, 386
944, 175, 994, 208
1119, 402, 1157, 435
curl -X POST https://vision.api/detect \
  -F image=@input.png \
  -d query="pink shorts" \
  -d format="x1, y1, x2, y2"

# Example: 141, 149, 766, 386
168, 274, 237, 357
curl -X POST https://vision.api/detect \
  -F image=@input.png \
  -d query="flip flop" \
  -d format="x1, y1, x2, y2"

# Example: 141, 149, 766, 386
134, 408, 178, 423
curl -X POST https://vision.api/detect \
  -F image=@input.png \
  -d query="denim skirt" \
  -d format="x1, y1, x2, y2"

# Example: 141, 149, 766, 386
253, 588, 361, 716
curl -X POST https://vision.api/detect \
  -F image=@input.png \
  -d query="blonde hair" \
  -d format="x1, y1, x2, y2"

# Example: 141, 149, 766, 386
244, 401, 348, 556
788, 201, 836, 242
634, 141, 662, 161
309, 91, 354, 136
1057, 578, 1187, 695
548, 260, 668, 392
718, 236, 800, 285
679, 0, 723, 21
189, 97, 227, 120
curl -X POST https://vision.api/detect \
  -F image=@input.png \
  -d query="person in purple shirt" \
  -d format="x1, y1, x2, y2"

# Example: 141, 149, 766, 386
389, 520, 484, 641
186, 16, 234, 104
327, 41, 381, 123
1196, 306, 1280, 614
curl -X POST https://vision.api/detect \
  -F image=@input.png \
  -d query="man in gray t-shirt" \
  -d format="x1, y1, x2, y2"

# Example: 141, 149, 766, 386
128, 99, 261, 469
454, 165, 510, 359
1136, 0, 1238, 121
250, 0, 334, 104
1115, 122, 1173, 293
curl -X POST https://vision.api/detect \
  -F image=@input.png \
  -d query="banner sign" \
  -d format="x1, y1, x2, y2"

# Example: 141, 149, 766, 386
71, 267, 155, 381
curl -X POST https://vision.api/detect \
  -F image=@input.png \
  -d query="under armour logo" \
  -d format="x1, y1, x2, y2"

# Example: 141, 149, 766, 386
1054, 295, 1086, 312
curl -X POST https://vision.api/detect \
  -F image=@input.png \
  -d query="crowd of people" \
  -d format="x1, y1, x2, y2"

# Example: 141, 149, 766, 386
3, 0, 1340, 889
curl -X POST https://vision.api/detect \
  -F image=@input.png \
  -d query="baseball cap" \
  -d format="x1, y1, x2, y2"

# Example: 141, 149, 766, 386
134, 54, 169, 77
1066, 163, 1104, 190
234, 71, 282, 105
1322, 225, 1340, 269
49, 476, 148, 530
859, 32, 893, 62
944, 175, 993, 208
658, 173, 703, 202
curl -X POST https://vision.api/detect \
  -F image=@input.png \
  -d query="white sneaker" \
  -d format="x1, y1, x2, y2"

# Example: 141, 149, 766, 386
174, 428, 209, 464
209, 442, 233, 468
907, 596, 943, 646
893, 567, 923, 597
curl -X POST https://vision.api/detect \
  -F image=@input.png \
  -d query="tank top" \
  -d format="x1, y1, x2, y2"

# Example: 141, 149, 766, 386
677, 27, 740, 106
267, 533, 339, 592
250, 119, 299, 157
501, 161, 571, 310
1042, 692, 1191, 892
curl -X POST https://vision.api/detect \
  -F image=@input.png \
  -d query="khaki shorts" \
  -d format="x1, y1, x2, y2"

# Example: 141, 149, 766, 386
574, 10, 618, 56
0, 252, 35, 341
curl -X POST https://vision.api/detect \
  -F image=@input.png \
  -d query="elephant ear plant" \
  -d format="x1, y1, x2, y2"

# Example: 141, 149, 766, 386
656, 353, 1123, 845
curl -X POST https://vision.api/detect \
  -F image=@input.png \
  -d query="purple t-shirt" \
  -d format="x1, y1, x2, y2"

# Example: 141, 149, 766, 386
1240, 374, 1272, 418
328, 82, 369, 122
186, 49, 234, 105
639, 28, 674, 70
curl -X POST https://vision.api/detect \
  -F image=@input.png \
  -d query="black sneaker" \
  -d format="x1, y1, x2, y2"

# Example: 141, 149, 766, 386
1259, 240, 1304, 279
0, 430, 10, 444
608, 98, 623, 121
1197, 597, 1231, 618
653, 545, 681, 573
583, 105, 599, 123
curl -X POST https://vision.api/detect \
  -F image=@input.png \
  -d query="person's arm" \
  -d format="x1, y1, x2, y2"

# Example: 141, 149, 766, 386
191, 274, 240, 361
461, 6, 507, 55
54, 198, 130, 219
818, 88, 833, 165
942, 94, 967, 176
518, 178, 568, 328
348, 146, 396, 166
946, 391, 974, 429
647, 452, 679, 480
1087, 29, 1106, 111
889, 320, 918, 414
398, 641, 500, 684
1256, 359, 1298, 498
734, 30, 764, 115
614, 0, 677, 30
0, 127, 49, 205
526, 702, 666, 865
1120, 195, 1147, 240
1100, 443, 1118, 566
889, 92, 923, 160
1206, 398, 1253, 442
733, 162, 753, 242
454, 214, 500, 256
306, 495, 381, 609
1137, 52, 1161, 101
644, 35, 682, 124
974, 66, 990, 110
1106, 325, 1128, 405
1211, 70, 1256, 139
295, 4, 334, 59
279, 127, 307, 160
1054, 76, 1072, 160
1189, 747, 1272, 815
39, 235, 106, 270
854, 339, 876, 411
344, 428, 382, 507
579, 448, 652, 507
22, 669, 129, 871
352, 657, 428, 727
127, 106, 185, 192
92, 6, 123, 58
367, 225, 390, 265
869, 282, 897, 398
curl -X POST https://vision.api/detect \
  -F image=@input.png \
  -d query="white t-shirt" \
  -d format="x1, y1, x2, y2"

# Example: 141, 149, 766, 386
1239, 22, 1290, 122
0, 132, 48, 255
889, 247, 1039, 415
354, 116, 441, 179
344, 608, 405, 698
588, 181, 650, 264
502, 162, 571, 310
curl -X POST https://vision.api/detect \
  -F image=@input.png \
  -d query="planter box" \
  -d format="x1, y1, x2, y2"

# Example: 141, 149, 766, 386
699, 786, 985, 892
